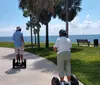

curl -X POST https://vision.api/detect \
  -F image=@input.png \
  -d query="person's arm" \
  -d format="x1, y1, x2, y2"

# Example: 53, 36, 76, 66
22, 36, 24, 44
21, 33, 24, 50
53, 39, 59, 53
53, 46, 57, 52
69, 39, 72, 50
21, 33, 24, 44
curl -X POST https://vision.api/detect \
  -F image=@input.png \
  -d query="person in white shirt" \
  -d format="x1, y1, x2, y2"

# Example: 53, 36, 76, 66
53, 29, 72, 85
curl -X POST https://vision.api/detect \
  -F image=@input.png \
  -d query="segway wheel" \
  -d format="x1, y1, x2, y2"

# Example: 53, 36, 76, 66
23, 59, 26, 68
13, 59, 16, 69
71, 74, 79, 85
51, 77, 60, 85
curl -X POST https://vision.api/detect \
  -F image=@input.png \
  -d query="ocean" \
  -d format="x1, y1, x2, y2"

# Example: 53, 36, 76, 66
0, 34, 100, 43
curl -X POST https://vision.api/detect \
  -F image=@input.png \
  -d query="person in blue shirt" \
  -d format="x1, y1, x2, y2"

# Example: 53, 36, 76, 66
13, 26, 24, 62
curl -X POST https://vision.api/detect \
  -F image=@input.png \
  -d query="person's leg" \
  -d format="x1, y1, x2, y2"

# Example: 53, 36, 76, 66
65, 60, 71, 85
19, 47, 23, 62
65, 61, 71, 85
63, 51, 71, 85
15, 48, 19, 61
20, 54, 23, 60
65, 60, 71, 81
57, 53, 65, 82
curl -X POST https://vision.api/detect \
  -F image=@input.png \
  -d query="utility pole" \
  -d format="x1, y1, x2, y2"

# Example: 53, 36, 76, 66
65, 0, 69, 38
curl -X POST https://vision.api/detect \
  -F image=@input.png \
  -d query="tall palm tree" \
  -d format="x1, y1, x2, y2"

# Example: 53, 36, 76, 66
33, 28, 37, 44
54, 0, 82, 37
19, 0, 55, 48
23, 10, 34, 48
39, 10, 52, 48
19, 0, 82, 44
19, 0, 61, 14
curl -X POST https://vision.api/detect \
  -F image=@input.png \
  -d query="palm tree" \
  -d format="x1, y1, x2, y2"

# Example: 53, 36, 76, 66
19, 0, 62, 16
33, 28, 37, 44
54, 0, 82, 37
23, 10, 34, 48
18, 0, 55, 48
39, 10, 52, 48
19, 0, 82, 45
36, 24, 41, 49
26, 15, 41, 48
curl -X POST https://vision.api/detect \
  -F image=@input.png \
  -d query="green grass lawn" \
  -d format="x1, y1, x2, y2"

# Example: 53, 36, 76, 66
0, 42, 14, 48
0, 42, 100, 85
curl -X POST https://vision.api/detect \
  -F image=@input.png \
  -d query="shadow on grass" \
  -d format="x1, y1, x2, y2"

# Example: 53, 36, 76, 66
71, 59, 100, 85
71, 47, 83, 53
47, 57, 57, 64
25, 47, 83, 58
25, 44, 37, 48
25, 47, 57, 64
24, 47, 83, 65
25, 47, 54, 56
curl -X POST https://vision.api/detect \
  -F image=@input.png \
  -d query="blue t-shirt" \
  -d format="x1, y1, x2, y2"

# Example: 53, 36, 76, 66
13, 31, 23, 47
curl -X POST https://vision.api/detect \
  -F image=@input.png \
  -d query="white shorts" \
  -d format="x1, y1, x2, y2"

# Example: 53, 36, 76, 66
15, 47, 23, 55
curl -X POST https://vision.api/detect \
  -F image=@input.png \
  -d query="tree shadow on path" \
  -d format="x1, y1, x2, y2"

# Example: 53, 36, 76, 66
5, 68, 21, 74
30, 58, 58, 75
2, 52, 40, 60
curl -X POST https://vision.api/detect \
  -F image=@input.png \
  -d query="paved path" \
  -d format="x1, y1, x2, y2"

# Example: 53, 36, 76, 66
0, 47, 84, 85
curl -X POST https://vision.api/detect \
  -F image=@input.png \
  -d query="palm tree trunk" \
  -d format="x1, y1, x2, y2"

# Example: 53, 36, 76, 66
37, 28, 40, 48
66, 0, 69, 38
30, 14, 33, 48
30, 26, 33, 48
34, 33, 37, 44
45, 23, 49, 48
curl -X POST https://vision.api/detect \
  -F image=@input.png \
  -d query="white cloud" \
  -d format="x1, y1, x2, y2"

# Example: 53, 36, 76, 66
0, 25, 30, 36
39, 21, 65, 36
0, 14, 100, 36
86, 14, 90, 20
0, 26, 15, 36
68, 15, 100, 35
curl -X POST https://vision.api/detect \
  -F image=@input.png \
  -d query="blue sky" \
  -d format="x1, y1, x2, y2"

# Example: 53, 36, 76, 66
0, 0, 29, 28
78, 0, 100, 22
0, 0, 100, 36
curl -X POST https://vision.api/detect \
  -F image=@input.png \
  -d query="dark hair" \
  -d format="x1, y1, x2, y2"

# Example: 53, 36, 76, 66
16, 26, 21, 31
59, 29, 67, 37
17, 29, 21, 31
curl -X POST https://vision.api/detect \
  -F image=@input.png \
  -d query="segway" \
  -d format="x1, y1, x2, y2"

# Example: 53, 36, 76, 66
51, 74, 79, 85
12, 54, 26, 69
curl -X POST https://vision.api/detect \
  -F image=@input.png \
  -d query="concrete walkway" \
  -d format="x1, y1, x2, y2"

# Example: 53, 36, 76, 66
0, 47, 84, 85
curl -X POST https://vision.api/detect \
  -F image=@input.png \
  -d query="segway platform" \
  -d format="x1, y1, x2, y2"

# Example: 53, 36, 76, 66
13, 58, 26, 69
51, 74, 79, 85
12, 54, 26, 69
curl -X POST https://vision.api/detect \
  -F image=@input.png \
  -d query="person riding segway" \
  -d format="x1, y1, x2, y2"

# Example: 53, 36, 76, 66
53, 29, 79, 85
12, 26, 26, 69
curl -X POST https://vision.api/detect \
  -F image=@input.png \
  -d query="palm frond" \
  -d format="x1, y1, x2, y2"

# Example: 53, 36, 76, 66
19, 0, 29, 10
